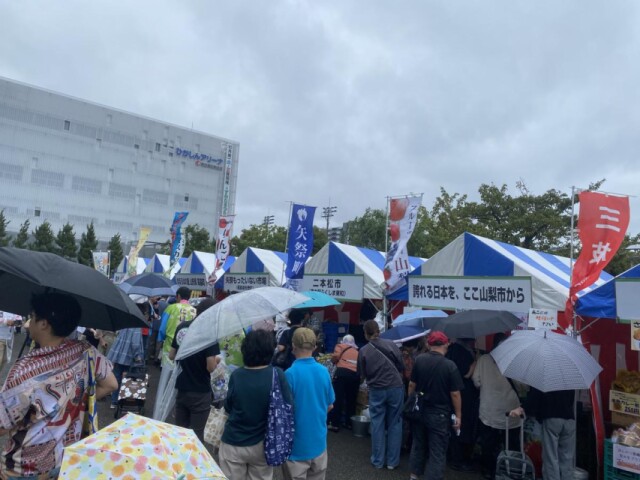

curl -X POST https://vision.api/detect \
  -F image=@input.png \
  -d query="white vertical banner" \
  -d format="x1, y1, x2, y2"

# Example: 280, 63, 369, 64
92, 251, 110, 278
383, 195, 422, 294
206, 215, 235, 295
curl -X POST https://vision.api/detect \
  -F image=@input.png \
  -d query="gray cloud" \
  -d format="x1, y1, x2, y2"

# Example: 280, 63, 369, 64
2, 0, 640, 238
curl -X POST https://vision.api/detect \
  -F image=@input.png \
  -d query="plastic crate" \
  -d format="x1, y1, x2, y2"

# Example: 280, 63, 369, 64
605, 440, 640, 480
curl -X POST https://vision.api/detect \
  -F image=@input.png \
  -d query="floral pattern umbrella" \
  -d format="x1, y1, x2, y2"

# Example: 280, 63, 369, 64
59, 413, 227, 480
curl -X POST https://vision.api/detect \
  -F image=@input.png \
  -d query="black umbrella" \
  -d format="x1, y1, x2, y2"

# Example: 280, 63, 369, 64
0, 248, 147, 330
119, 272, 177, 297
430, 309, 522, 338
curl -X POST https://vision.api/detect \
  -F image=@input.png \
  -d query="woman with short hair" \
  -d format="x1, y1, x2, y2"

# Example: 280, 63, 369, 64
219, 330, 293, 480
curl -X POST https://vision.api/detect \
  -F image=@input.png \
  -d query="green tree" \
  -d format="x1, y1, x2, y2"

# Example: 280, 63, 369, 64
312, 226, 328, 255
78, 222, 98, 266
108, 233, 124, 275
342, 208, 386, 251
55, 222, 77, 259
230, 223, 288, 254
0, 210, 10, 247
30, 221, 56, 253
13, 220, 29, 249
183, 224, 212, 256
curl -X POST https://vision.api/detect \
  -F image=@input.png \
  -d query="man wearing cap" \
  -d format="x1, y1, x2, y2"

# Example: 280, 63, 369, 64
357, 319, 404, 470
284, 328, 335, 480
408, 331, 464, 480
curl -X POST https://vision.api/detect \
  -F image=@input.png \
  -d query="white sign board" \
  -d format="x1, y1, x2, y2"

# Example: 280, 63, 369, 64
528, 308, 558, 330
224, 273, 270, 292
614, 442, 640, 474
301, 275, 364, 302
616, 279, 640, 321
175, 274, 208, 291
408, 276, 532, 311
113, 273, 126, 284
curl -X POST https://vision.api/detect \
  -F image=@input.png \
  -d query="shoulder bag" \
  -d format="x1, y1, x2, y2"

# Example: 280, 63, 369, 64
331, 346, 353, 380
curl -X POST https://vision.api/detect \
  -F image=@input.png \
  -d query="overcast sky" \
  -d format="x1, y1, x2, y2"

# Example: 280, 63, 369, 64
2, 1, 640, 238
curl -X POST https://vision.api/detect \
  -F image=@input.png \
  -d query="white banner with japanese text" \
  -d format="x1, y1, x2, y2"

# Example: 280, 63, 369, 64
616, 279, 640, 321
528, 308, 558, 330
383, 195, 422, 294
174, 274, 209, 291
409, 276, 532, 311
208, 215, 235, 288
223, 273, 270, 293
301, 274, 364, 302
92, 251, 110, 278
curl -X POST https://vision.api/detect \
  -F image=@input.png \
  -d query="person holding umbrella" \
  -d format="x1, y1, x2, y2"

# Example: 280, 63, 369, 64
0, 293, 118, 479
510, 389, 576, 480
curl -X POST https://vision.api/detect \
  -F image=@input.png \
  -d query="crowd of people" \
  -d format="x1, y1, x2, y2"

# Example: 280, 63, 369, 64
0, 290, 579, 480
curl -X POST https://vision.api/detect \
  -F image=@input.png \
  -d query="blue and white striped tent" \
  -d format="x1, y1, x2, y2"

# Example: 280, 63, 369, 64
404, 232, 612, 311
144, 254, 186, 279
304, 242, 426, 300
575, 264, 640, 319
112, 256, 150, 283
178, 251, 236, 290
226, 247, 288, 287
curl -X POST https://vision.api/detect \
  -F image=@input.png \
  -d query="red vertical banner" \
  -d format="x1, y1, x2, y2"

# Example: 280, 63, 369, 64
569, 191, 629, 303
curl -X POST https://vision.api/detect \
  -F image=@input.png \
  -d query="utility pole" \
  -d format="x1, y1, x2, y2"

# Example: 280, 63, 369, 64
321, 204, 337, 235
263, 215, 275, 230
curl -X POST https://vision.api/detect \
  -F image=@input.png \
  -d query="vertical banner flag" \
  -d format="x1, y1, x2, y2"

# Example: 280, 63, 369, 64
126, 227, 152, 279
383, 195, 422, 294
92, 251, 110, 278
166, 212, 189, 277
285, 204, 316, 291
568, 191, 629, 307
206, 215, 235, 294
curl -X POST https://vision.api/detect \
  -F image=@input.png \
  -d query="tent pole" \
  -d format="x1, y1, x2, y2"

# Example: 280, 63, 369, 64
570, 186, 577, 335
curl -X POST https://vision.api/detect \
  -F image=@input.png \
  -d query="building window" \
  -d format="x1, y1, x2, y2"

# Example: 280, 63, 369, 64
134, 144, 139, 150
64, 120, 70, 131
34, 207, 41, 217
155, 143, 161, 152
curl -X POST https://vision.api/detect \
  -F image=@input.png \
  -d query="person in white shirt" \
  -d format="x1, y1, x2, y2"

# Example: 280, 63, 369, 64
472, 333, 522, 479
0, 311, 20, 373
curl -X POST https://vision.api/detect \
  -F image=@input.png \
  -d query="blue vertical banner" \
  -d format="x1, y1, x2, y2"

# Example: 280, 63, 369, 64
166, 211, 189, 277
285, 204, 316, 291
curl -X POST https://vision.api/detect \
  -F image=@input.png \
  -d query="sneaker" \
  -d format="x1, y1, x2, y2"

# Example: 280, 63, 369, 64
387, 465, 398, 470
327, 424, 340, 433
110, 403, 117, 409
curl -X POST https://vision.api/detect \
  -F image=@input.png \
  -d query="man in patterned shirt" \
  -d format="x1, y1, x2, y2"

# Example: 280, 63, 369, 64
0, 293, 117, 479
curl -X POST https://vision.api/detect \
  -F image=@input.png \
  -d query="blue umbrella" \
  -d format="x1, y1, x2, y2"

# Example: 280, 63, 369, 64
118, 273, 178, 297
294, 290, 340, 308
392, 309, 448, 328
380, 325, 430, 343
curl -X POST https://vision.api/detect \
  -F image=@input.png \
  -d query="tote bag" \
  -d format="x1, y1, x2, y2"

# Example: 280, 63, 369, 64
204, 406, 228, 448
264, 367, 294, 466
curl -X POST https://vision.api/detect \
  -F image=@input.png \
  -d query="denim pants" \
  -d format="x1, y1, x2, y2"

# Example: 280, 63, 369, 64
368, 386, 404, 468
410, 412, 450, 480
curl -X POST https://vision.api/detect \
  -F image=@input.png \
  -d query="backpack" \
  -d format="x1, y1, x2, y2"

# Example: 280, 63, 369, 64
264, 367, 295, 466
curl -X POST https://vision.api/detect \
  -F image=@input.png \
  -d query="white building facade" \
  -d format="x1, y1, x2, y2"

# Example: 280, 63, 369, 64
0, 77, 238, 245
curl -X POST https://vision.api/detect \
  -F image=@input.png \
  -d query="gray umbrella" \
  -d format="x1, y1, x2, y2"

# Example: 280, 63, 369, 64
0, 247, 147, 330
430, 309, 522, 338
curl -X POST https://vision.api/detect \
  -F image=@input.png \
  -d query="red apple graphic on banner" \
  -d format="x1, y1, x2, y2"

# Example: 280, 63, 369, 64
389, 223, 400, 242
219, 218, 227, 229
383, 267, 392, 282
389, 198, 409, 221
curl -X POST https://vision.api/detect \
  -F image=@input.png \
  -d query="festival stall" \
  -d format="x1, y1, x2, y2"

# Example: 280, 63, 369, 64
222, 247, 288, 291
175, 251, 236, 294
143, 253, 186, 279
112, 256, 150, 283
401, 232, 611, 324
575, 265, 640, 426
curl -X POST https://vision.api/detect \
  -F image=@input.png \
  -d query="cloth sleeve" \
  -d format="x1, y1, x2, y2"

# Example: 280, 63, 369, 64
471, 355, 485, 388
449, 361, 465, 392
94, 347, 113, 381
131, 329, 144, 362
157, 308, 172, 342
204, 342, 221, 357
